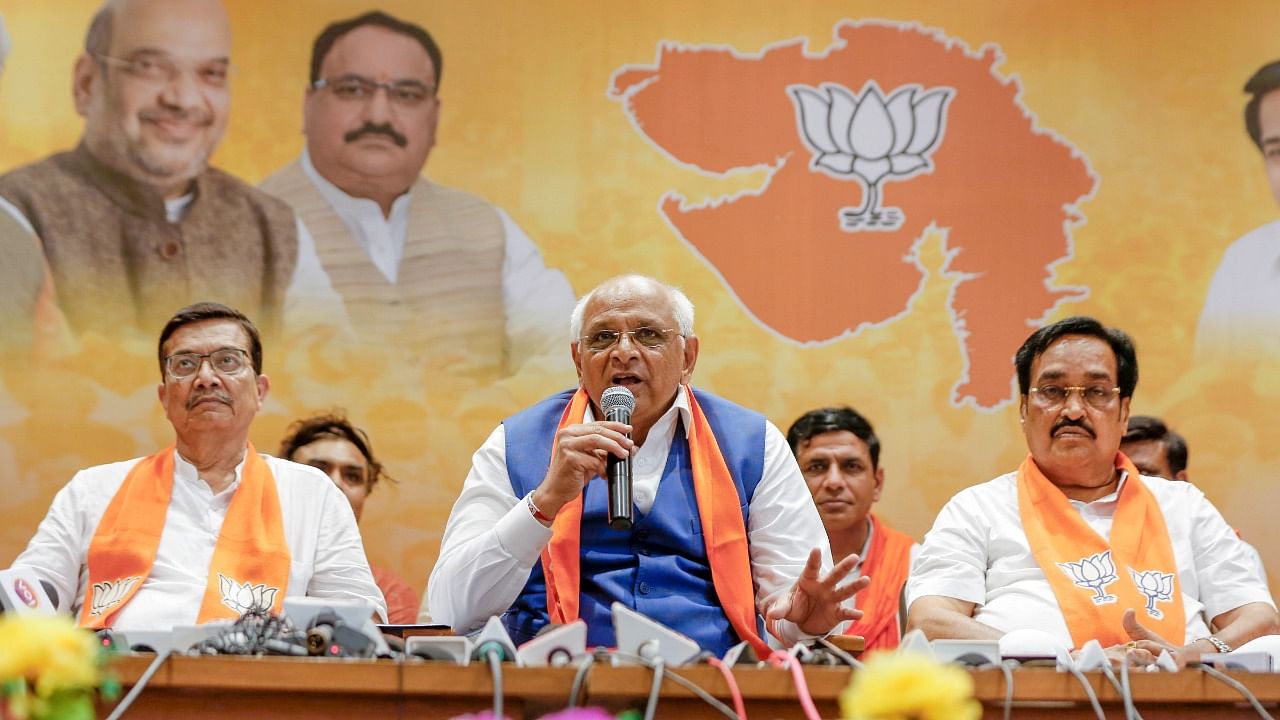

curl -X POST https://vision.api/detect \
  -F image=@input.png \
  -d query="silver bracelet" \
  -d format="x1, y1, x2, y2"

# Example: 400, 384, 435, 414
1196, 635, 1233, 654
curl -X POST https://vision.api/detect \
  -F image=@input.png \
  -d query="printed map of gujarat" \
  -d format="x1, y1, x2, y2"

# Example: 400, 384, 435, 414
610, 21, 1095, 408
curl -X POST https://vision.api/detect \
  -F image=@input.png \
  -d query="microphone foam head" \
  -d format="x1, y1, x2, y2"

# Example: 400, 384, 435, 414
601, 385, 636, 414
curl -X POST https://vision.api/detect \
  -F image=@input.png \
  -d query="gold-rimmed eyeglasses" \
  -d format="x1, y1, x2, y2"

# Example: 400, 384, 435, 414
1028, 384, 1121, 410
579, 327, 681, 353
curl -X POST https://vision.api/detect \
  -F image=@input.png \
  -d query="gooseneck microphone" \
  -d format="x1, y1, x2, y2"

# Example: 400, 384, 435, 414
601, 386, 636, 530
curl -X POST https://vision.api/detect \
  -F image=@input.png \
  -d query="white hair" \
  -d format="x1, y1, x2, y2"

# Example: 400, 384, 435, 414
0, 13, 10, 77
569, 274, 695, 340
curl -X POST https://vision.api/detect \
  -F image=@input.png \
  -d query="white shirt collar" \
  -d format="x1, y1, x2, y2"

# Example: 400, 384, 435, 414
164, 193, 195, 223
581, 384, 694, 443
300, 147, 412, 282
172, 447, 246, 499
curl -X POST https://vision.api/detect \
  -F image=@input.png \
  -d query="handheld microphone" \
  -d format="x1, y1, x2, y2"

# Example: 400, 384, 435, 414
601, 386, 636, 530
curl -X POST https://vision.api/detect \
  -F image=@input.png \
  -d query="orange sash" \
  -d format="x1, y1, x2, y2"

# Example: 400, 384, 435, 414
541, 386, 770, 657
844, 513, 914, 652
1017, 453, 1184, 649
79, 444, 290, 628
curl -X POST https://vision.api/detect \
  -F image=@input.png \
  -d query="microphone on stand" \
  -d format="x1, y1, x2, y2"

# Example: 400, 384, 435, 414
601, 386, 636, 530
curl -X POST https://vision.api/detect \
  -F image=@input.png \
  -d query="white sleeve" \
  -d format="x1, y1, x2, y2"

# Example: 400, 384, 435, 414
498, 210, 576, 372
905, 488, 991, 609
305, 478, 389, 622
282, 216, 352, 336
11, 473, 93, 616
1187, 487, 1276, 620
747, 421, 840, 644
427, 424, 553, 634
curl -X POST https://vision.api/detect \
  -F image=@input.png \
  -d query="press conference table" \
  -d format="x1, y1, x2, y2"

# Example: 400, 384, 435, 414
102, 654, 1280, 719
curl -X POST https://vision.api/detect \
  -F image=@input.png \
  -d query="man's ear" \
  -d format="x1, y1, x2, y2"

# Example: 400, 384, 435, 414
872, 466, 885, 502
72, 54, 98, 117
680, 334, 699, 384
256, 374, 271, 405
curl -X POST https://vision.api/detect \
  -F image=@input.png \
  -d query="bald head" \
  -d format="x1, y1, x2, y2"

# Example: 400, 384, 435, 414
75, 0, 232, 198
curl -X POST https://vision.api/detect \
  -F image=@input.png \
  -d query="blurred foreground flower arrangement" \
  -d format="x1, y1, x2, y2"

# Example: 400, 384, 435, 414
840, 652, 981, 720
0, 615, 115, 720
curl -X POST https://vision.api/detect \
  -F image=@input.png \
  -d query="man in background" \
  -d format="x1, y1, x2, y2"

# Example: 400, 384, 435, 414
0, 0, 339, 339
279, 412, 418, 624
1122, 414, 1267, 583
261, 10, 573, 377
10, 303, 384, 629
788, 406, 916, 652
1196, 59, 1280, 361
1120, 415, 1188, 482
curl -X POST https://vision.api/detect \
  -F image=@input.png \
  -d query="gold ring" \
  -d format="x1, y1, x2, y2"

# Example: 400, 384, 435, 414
1126, 641, 1137, 648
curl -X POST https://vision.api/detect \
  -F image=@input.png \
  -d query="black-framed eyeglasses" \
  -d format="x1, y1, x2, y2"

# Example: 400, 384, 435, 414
579, 327, 681, 353
95, 52, 232, 88
1028, 384, 1120, 410
311, 75, 436, 106
164, 348, 250, 379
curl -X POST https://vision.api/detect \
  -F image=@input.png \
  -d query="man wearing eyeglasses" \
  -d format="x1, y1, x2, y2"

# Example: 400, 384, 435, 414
261, 11, 573, 377
429, 275, 866, 657
0, 0, 341, 340
906, 316, 1277, 666
8, 302, 386, 629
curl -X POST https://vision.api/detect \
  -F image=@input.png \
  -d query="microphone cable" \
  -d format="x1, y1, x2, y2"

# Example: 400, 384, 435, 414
608, 650, 738, 719
566, 650, 600, 708
815, 637, 862, 668
766, 649, 820, 720
475, 641, 505, 720
104, 649, 172, 720
995, 659, 1017, 720
706, 656, 747, 720
1062, 661, 1107, 720
1099, 660, 1142, 720
642, 657, 666, 720
1192, 663, 1274, 720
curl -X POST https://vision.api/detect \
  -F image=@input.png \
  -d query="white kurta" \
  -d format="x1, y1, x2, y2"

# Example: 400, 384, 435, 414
13, 449, 387, 629
907, 471, 1274, 646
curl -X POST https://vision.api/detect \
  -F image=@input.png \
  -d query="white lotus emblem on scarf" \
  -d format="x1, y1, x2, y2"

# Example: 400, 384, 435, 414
1128, 568, 1175, 620
218, 573, 280, 615
1057, 550, 1119, 605
788, 80, 954, 232
90, 576, 140, 616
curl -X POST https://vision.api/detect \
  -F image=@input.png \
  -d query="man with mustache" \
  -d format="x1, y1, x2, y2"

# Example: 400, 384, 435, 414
261, 11, 573, 377
8, 302, 386, 630
0, 0, 340, 340
787, 406, 917, 652
430, 275, 865, 657
906, 316, 1278, 665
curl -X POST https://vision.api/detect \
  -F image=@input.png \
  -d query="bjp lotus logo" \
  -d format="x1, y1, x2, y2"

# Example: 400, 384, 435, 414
90, 577, 140, 616
1057, 550, 1118, 605
1128, 568, 1175, 620
788, 80, 953, 232
218, 573, 280, 615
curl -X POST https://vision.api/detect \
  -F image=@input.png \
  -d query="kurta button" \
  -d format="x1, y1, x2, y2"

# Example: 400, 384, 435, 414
160, 241, 181, 259
638, 582, 650, 594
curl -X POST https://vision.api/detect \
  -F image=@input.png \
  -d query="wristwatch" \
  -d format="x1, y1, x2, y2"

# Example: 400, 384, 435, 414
1195, 636, 1233, 654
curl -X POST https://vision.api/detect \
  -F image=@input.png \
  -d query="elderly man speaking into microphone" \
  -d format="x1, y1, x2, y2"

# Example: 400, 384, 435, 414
430, 275, 864, 656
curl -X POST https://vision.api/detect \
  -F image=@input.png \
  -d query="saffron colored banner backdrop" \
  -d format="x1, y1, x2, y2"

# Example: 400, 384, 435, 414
2, 0, 1279, 604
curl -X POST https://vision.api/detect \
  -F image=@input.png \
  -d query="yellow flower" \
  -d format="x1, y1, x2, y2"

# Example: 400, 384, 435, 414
840, 652, 982, 720
0, 615, 101, 697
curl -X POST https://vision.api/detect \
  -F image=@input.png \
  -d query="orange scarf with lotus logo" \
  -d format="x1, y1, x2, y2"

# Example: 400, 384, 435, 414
78, 444, 290, 628
1017, 453, 1184, 649
541, 387, 771, 658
